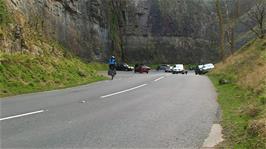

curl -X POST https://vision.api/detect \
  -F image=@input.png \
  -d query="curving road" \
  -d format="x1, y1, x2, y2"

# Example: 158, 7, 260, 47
0, 71, 218, 148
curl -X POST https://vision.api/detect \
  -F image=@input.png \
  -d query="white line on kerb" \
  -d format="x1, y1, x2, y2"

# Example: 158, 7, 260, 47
101, 84, 147, 98
154, 76, 165, 82
0, 110, 45, 121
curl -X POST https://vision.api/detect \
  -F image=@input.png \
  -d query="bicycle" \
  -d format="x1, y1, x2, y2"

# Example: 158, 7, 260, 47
108, 68, 116, 80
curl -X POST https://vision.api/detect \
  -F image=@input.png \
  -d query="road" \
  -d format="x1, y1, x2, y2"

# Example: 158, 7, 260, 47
0, 71, 219, 148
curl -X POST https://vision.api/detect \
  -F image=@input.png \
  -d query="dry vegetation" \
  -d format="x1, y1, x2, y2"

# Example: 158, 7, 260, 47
210, 38, 266, 148
0, 0, 108, 97
215, 39, 266, 90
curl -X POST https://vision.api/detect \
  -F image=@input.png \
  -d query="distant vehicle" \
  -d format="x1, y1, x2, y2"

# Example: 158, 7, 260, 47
116, 63, 133, 71
195, 63, 215, 75
195, 65, 205, 75
172, 64, 187, 74
203, 63, 215, 71
165, 65, 173, 72
157, 64, 170, 71
134, 64, 151, 73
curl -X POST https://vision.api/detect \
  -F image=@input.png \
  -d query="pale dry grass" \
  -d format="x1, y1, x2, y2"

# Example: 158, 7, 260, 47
213, 39, 266, 92
238, 63, 266, 92
248, 118, 266, 138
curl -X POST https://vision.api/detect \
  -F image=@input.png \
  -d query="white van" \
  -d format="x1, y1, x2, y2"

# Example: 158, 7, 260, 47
172, 64, 186, 74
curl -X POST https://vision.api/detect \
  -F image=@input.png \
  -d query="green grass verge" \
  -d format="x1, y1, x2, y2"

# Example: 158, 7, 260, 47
209, 75, 266, 148
0, 53, 108, 97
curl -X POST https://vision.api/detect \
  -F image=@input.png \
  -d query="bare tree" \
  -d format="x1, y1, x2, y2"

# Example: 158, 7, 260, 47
225, 0, 240, 54
216, 0, 225, 62
247, 0, 266, 39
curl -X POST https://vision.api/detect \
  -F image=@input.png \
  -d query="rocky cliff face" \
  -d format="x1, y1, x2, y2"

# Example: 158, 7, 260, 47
4, 0, 255, 64
123, 0, 219, 63
6, 0, 109, 60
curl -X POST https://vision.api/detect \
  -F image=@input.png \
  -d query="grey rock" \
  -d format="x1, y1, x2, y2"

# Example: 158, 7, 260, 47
219, 79, 231, 85
5, 0, 256, 63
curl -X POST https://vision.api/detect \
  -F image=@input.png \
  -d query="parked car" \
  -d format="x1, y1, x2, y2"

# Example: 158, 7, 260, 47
116, 63, 133, 71
203, 63, 215, 71
195, 63, 215, 75
157, 64, 170, 71
172, 64, 187, 74
195, 65, 205, 75
165, 65, 173, 72
134, 64, 151, 73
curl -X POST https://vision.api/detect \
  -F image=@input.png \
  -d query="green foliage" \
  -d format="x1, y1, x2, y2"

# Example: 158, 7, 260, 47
0, 53, 108, 97
208, 39, 266, 148
0, 0, 9, 25
209, 76, 266, 148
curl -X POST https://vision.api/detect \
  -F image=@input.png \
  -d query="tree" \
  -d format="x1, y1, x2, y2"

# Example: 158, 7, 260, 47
225, 0, 240, 54
216, 0, 225, 62
246, 0, 266, 39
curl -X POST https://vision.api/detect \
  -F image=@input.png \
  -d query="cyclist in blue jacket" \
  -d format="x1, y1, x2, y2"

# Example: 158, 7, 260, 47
108, 56, 116, 71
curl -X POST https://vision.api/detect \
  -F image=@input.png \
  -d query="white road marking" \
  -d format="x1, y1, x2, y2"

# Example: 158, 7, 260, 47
154, 76, 165, 82
101, 84, 148, 98
0, 110, 45, 121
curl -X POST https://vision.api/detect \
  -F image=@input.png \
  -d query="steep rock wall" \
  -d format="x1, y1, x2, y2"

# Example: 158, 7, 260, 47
4, 0, 255, 64
6, 0, 109, 60
123, 0, 219, 63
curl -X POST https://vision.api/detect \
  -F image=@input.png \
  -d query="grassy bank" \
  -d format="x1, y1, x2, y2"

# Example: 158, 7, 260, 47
210, 76, 265, 148
209, 38, 266, 148
0, 0, 108, 98
0, 53, 108, 97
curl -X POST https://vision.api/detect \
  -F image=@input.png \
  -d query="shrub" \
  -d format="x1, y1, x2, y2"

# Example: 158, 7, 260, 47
77, 69, 87, 77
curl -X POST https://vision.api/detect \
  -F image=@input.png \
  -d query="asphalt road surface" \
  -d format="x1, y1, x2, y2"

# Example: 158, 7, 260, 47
0, 71, 219, 148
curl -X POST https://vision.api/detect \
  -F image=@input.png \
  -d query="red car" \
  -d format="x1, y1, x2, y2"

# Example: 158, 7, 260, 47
134, 64, 151, 73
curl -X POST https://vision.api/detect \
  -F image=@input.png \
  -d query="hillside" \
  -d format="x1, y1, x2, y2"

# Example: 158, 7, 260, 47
210, 38, 266, 148
0, 0, 107, 97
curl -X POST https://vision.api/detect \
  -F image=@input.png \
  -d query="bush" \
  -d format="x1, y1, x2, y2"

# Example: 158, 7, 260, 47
77, 69, 87, 77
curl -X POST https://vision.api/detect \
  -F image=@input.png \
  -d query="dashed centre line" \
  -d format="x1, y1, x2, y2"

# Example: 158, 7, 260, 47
1, 75, 165, 121
154, 76, 165, 82
0, 110, 45, 121
101, 84, 147, 98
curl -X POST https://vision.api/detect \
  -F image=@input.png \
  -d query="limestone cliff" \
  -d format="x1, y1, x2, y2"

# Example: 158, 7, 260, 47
3, 0, 255, 64
124, 0, 219, 63
5, 0, 109, 60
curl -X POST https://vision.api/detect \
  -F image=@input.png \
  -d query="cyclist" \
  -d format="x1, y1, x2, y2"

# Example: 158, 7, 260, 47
108, 56, 116, 79
108, 56, 116, 70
